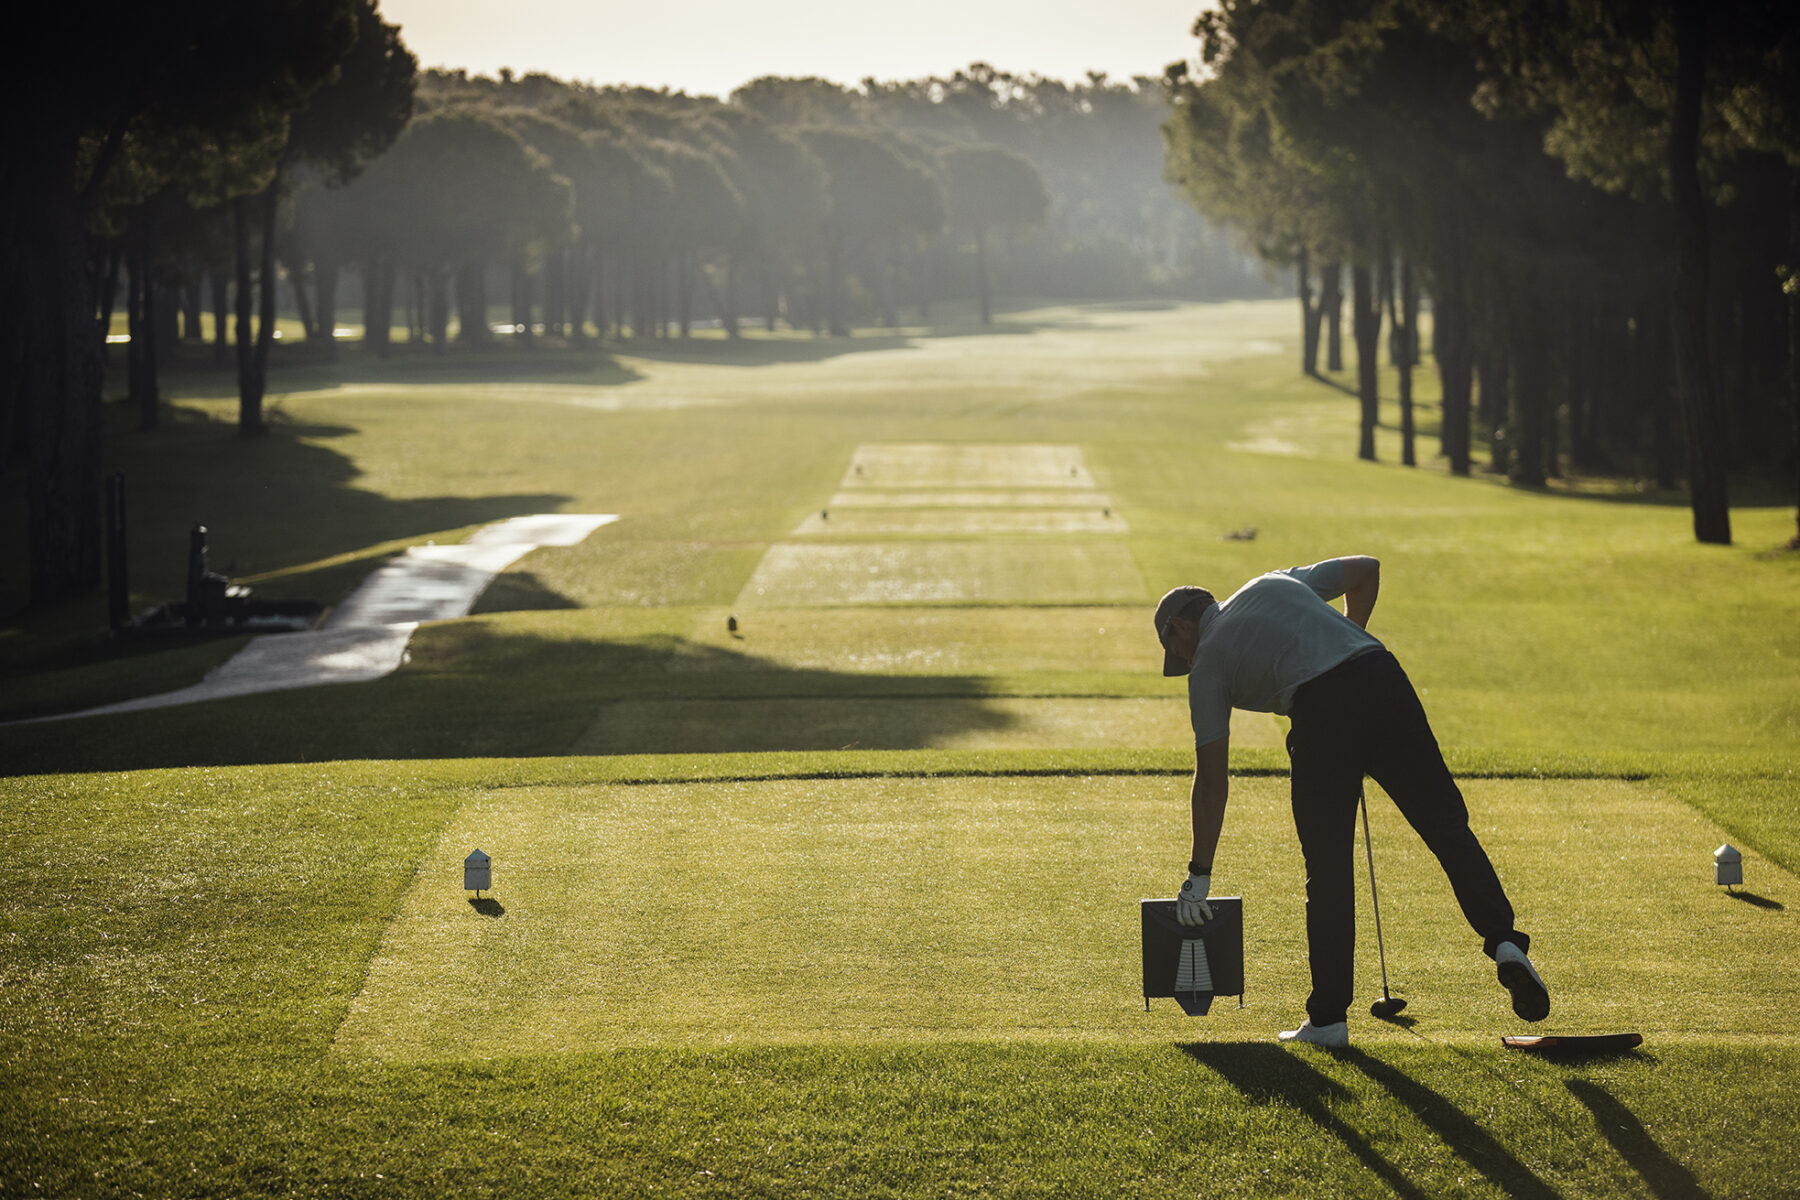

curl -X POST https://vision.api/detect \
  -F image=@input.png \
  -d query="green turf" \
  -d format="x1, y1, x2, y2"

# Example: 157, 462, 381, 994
4, 298, 1799, 1196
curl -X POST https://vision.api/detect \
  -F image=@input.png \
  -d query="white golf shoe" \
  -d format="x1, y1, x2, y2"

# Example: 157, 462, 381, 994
1496, 941, 1550, 1022
1277, 1019, 1349, 1048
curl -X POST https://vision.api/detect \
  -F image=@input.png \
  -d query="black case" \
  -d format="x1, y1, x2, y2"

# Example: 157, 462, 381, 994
1140, 897, 1244, 1015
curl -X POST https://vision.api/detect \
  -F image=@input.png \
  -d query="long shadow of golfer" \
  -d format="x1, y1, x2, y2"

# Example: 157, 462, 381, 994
1340, 1048, 1563, 1200
1565, 1080, 1713, 1200
1179, 1043, 1431, 1200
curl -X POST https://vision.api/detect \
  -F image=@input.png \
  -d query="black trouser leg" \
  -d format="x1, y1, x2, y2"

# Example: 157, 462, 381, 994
1357, 652, 1529, 959
1288, 650, 1529, 1027
1287, 743, 1360, 1028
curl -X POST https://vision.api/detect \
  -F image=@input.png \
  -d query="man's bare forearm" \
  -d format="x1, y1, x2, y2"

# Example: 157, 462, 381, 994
1190, 737, 1230, 869
1339, 555, 1380, 630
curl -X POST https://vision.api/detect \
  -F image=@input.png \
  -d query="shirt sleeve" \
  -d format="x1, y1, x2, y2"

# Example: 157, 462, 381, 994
1279, 559, 1348, 602
1186, 653, 1233, 748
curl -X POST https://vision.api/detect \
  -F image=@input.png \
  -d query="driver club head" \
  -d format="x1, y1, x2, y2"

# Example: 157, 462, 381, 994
1370, 996, 1409, 1020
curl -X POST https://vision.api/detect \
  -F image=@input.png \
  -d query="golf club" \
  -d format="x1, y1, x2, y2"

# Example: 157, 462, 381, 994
1361, 785, 1408, 1020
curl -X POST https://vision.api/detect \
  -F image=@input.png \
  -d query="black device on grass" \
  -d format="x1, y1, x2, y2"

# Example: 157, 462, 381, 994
1141, 897, 1244, 1015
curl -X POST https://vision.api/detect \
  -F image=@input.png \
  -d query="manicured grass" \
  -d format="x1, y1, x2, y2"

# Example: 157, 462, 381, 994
3, 757, 1797, 1197
4, 299, 1799, 1196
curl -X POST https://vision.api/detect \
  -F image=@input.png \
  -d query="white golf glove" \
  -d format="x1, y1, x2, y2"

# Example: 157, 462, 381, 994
1177, 870, 1214, 926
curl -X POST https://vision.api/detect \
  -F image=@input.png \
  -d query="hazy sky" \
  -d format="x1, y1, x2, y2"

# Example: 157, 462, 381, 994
378, 0, 1207, 97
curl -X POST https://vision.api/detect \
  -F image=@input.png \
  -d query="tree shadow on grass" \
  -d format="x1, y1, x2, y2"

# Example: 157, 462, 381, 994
1340, 1048, 1563, 1200
469, 572, 581, 614
5, 401, 571, 676
1565, 1080, 1713, 1200
1183, 1043, 1569, 1200
148, 341, 646, 400
1179, 1043, 1432, 1200
0, 626, 1028, 775
96, 403, 570, 606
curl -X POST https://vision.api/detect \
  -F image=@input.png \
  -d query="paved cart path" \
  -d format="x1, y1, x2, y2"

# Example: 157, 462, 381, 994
21, 513, 618, 722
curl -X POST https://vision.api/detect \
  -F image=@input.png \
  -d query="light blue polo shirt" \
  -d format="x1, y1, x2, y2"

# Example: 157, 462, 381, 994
1185, 560, 1382, 747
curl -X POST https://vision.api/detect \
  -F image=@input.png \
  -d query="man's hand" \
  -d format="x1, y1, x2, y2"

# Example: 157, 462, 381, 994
1177, 871, 1214, 926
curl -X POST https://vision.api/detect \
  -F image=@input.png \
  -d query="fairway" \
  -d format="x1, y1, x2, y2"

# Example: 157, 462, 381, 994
6, 298, 1800, 1198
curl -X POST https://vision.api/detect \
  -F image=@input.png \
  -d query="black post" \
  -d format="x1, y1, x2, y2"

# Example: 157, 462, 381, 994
186, 523, 208, 628
106, 474, 129, 630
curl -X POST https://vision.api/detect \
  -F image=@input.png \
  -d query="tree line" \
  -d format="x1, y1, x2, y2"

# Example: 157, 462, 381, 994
162, 64, 1271, 367
1163, 0, 1800, 546
6, 19, 1277, 610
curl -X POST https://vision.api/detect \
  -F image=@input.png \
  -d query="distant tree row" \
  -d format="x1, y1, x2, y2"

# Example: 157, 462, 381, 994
270, 65, 1268, 360
1164, 0, 1800, 545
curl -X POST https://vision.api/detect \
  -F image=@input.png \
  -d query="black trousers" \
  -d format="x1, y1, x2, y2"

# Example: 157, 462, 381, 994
1285, 648, 1528, 1028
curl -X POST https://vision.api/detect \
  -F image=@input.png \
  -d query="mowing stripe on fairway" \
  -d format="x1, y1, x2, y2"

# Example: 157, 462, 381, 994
739, 542, 1148, 606
824, 489, 1119, 509
841, 443, 1095, 489
792, 509, 1128, 535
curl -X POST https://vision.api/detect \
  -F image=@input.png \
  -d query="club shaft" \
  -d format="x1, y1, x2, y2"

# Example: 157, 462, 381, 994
1360, 786, 1393, 999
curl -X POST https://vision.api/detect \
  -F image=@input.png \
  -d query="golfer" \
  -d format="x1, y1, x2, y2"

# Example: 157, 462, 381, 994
1154, 556, 1548, 1046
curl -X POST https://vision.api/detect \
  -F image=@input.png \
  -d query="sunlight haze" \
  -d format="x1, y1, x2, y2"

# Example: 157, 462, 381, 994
378, 0, 1207, 95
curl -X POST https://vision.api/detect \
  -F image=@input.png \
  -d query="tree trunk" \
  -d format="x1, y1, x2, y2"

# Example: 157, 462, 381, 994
676, 253, 692, 338
315, 256, 340, 360
364, 258, 394, 357
1507, 273, 1550, 486
545, 250, 566, 339
1479, 351, 1510, 475
427, 266, 450, 354
1788, 165, 1800, 546
181, 277, 203, 341
1377, 232, 1396, 369
826, 234, 847, 337
4, 131, 105, 603
457, 263, 486, 345
722, 254, 740, 339
1298, 246, 1319, 377
1669, 0, 1731, 543
127, 214, 159, 431
291, 261, 318, 343
1434, 257, 1474, 476
569, 243, 592, 341
1399, 257, 1417, 467
96, 239, 123, 345
250, 181, 279, 433
210, 269, 230, 366
232, 194, 263, 435
1352, 262, 1379, 461
1322, 261, 1344, 373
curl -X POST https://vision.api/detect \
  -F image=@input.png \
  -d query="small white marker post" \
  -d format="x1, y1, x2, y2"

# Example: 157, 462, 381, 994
1714, 844, 1742, 892
464, 848, 492, 898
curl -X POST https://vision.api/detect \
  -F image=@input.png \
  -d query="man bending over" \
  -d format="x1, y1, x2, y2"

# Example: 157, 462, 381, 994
1154, 556, 1548, 1046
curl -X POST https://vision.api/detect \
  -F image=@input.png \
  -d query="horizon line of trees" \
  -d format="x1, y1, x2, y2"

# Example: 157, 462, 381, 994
129, 64, 1279, 379
1163, 0, 1800, 546
7, 9, 1285, 613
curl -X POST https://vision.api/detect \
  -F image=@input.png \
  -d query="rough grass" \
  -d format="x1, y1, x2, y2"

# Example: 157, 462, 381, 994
4, 298, 1799, 1197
